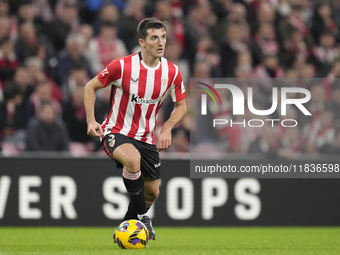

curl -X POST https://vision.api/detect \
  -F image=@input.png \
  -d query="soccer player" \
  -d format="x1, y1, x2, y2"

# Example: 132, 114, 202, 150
84, 18, 187, 240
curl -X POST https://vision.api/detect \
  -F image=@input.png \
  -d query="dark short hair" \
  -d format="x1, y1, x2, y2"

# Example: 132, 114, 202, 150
19, 0, 32, 7
101, 20, 117, 29
319, 29, 334, 37
0, 36, 11, 46
39, 100, 54, 112
137, 17, 166, 40
4, 85, 22, 101
71, 61, 87, 71
63, 0, 77, 8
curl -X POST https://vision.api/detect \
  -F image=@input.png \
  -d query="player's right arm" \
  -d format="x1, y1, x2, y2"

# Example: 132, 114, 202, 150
84, 76, 104, 137
84, 59, 122, 137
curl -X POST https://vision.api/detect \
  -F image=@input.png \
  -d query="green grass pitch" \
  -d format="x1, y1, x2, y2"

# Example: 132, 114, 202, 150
0, 227, 340, 255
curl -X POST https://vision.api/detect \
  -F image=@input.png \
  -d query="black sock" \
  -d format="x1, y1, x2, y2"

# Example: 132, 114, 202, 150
122, 170, 147, 215
123, 200, 151, 221
123, 201, 137, 221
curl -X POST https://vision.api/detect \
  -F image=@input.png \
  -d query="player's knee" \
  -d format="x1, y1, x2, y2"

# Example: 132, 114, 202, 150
153, 189, 160, 200
124, 154, 141, 172
146, 189, 159, 201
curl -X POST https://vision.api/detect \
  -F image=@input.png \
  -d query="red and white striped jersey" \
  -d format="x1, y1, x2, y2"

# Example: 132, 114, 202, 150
97, 52, 186, 144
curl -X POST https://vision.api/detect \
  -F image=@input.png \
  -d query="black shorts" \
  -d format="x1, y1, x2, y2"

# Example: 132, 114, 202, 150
102, 133, 161, 180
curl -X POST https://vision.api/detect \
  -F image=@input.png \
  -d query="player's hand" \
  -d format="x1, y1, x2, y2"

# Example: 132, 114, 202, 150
87, 120, 104, 137
157, 129, 171, 151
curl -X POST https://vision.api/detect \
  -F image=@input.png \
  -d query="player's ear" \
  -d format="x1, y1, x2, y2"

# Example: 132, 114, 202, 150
139, 38, 146, 48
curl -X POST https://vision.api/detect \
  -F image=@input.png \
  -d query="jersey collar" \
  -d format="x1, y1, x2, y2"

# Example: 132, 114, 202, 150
138, 51, 162, 70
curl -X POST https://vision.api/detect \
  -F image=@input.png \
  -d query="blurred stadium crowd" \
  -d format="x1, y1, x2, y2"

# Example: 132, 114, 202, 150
0, 0, 340, 158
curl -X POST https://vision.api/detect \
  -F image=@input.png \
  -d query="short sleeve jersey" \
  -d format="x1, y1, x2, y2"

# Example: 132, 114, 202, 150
97, 52, 186, 144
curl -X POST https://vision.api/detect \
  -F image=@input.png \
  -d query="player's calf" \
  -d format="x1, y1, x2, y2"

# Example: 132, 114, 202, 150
122, 169, 148, 215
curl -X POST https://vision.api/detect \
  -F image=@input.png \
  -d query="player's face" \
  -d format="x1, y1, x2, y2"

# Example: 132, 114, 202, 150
143, 28, 166, 59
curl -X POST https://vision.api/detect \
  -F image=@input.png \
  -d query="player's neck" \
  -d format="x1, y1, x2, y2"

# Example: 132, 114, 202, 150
140, 50, 160, 68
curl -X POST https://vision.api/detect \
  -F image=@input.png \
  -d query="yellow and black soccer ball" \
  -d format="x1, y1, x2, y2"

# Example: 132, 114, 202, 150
114, 219, 149, 249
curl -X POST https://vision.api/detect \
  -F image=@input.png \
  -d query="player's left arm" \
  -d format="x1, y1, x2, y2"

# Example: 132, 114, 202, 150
157, 98, 187, 151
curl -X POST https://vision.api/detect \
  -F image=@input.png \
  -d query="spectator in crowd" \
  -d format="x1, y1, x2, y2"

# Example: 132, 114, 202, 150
237, 50, 253, 67
15, 21, 55, 64
311, 2, 339, 44
227, 106, 262, 154
0, 37, 18, 101
290, 55, 310, 77
302, 107, 335, 154
0, 1, 18, 40
92, 3, 120, 36
24, 80, 62, 123
87, 21, 128, 74
299, 83, 327, 126
0, 17, 11, 41
333, 0, 340, 28
119, 0, 145, 52
278, 126, 301, 159
322, 60, 340, 100
79, 23, 94, 47
320, 128, 340, 154
16, 0, 41, 31
253, 54, 284, 80
79, 23, 97, 70
285, 68, 299, 79
229, 3, 247, 23
30, 0, 54, 24
300, 63, 316, 79
278, 3, 314, 47
26, 101, 69, 151
310, 31, 339, 77
330, 83, 340, 127
194, 36, 214, 63
184, 2, 217, 70
166, 127, 189, 153
271, 0, 291, 18
61, 62, 89, 104
196, 87, 231, 146
250, 2, 276, 36
12, 66, 33, 102
164, 39, 190, 83
202, 48, 222, 78
211, 3, 247, 44
234, 63, 252, 78
85, 0, 126, 14
62, 85, 89, 143
54, 33, 92, 85
220, 21, 250, 77
194, 36, 222, 77
153, 0, 185, 49
251, 22, 279, 66
25, 57, 62, 102
42, 1, 81, 51
248, 125, 280, 158
192, 61, 211, 79
281, 29, 309, 69
252, 55, 284, 106
0, 85, 25, 149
